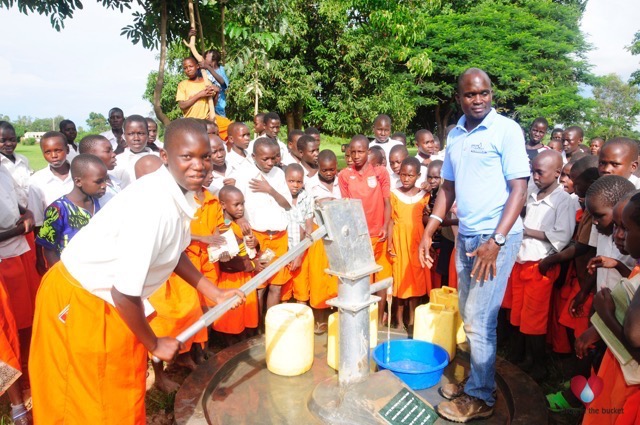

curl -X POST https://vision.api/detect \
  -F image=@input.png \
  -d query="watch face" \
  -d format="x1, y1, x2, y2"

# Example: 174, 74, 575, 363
494, 234, 506, 245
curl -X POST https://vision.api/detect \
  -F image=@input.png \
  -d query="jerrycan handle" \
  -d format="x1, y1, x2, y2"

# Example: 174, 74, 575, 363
429, 303, 446, 311
442, 286, 457, 295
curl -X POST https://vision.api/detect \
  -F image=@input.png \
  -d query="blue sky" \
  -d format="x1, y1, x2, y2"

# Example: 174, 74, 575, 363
0, 0, 638, 129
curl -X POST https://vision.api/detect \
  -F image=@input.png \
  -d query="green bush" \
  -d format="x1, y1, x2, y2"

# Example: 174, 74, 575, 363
22, 137, 37, 146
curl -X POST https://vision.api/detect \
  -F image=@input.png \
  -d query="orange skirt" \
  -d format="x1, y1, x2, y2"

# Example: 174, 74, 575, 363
0, 252, 40, 330
148, 273, 208, 353
213, 271, 258, 334
29, 262, 147, 424
0, 271, 21, 393
308, 239, 338, 309
448, 247, 458, 289
371, 235, 392, 283
582, 349, 640, 425
254, 230, 291, 287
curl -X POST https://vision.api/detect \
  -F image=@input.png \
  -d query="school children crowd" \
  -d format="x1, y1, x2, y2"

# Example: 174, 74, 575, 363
0, 61, 639, 425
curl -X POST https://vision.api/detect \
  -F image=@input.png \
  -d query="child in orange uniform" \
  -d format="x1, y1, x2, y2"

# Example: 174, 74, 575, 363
232, 138, 292, 314
339, 135, 391, 325
29, 118, 244, 425
0, 166, 35, 425
281, 164, 314, 304
213, 186, 261, 344
387, 157, 430, 330
508, 150, 576, 380
582, 191, 640, 424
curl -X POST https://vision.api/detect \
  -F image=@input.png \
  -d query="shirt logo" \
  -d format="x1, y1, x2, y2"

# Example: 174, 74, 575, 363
367, 176, 377, 188
470, 143, 487, 154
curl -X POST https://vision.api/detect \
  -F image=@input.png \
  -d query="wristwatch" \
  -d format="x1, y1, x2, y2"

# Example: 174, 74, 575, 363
491, 233, 506, 247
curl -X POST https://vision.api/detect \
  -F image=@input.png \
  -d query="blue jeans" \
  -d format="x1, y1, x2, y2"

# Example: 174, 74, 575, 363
455, 232, 522, 406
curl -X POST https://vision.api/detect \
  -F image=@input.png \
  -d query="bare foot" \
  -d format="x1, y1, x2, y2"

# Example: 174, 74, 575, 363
153, 373, 180, 393
175, 353, 198, 371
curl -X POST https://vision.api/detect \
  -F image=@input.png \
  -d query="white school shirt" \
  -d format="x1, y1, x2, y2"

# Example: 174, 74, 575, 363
0, 166, 29, 259
113, 147, 158, 189
61, 165, 196, 307
207, 162, 230, 196
629, 174, 640, 189
0, 153, 32, 207
98, 172, 122, 208
306, 173, 341, 201
27, 164, 74, 226
100, 130, 120, 151
226, 148, 254, 176
233, 162, 292, 232
593, 233, 636, 291
517, 184, 577, 263
67, 144, 79, 162
371, 138, 404, 174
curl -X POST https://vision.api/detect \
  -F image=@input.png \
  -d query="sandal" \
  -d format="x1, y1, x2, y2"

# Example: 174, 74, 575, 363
546, 391, 583, 414
314, 322, 328, 335
12, 411, 32, 425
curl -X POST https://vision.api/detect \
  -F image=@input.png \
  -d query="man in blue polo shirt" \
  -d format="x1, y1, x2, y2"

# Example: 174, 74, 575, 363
419, 68, 529, 422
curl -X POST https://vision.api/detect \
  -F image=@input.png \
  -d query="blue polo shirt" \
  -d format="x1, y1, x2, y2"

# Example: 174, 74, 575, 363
442, 108, 530, 236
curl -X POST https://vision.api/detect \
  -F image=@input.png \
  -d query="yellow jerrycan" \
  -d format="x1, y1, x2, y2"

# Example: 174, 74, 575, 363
430, 286, 466, 344
413, 302, 457, 361
265, 303, 314, 376
327, 303, 378, 370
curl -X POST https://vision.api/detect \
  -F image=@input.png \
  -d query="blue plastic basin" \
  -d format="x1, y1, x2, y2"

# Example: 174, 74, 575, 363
372, 339, 449, 390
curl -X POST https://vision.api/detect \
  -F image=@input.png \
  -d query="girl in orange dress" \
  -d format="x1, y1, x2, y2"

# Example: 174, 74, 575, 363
387, 157, 431, 329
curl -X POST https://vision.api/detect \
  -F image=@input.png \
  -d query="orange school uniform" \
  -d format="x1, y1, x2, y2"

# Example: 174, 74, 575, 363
509, 261, 561, 335
213, 221, 259, 334
0, 253, 40, 330
390, 189, 430, 298
582, 349, 640, 425
254, 230, 291, 287
149, 190, 224, 349
30, 263, 147, 424
0, 271, 21, 391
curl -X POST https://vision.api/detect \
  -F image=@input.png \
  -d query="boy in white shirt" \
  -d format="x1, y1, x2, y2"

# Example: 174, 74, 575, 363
233, 138, 292, 314
79, 135, 121, 206
113, 115, 158, 189
0, 122, 32, 207
507, 150, 576, 381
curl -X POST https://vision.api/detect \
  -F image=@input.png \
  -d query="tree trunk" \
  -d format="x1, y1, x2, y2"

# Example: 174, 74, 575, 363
153, 0, 170, 126
294, 102, 303, 129
435, 103, 443, 141
285, 111, 295, 133
220, 0, 227, 58
195, 0, 205, 53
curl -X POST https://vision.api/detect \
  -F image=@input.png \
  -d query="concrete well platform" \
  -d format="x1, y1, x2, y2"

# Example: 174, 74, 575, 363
174, 329, 547, 424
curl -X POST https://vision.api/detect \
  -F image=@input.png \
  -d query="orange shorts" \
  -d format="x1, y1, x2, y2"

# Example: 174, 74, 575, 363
509, 261, 560, 335
371, 235, 392, 283
254, 230, 291, 288
281, 251, 310, 302
214, 271, 258, 334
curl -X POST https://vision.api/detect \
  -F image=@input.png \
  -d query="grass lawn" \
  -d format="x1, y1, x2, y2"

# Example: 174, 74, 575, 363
15, 137, 417, 172
15, 144, 47, 171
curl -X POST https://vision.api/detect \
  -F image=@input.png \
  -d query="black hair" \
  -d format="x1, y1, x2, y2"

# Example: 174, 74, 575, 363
70, 154, 107, 179
368, 146, 384, 164
400, 156, 420, 172
218, 185, 243, 203
204, 49, 222, 64
571, 155, 599, 184
263, 112, 280, 124
457, 68, 492, 92
288, 129, 305, 143
79, 135, 110, 154
602, 137, 640, 159
391, 132, 406, 142
304, 127, 320, 136
350, 134, 369, 148
586, 175, 635, 208
389, 144, 409, 157
373, 114, 391, 126
285, 163, 304, 176
318, 149, 337, 163
531, 117, 549, 129
0, 121, 15, 133
253, 137, 277, 154
108, 107, 124, 118
59, 119, 75, 131
296, 135, 316, 152
565, 125, 584, 139
428, 160, 443, 171
164, 118, 207, 151
41, 131, 67, 146
627, 192, 640, 227
124, 114, 149, 132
